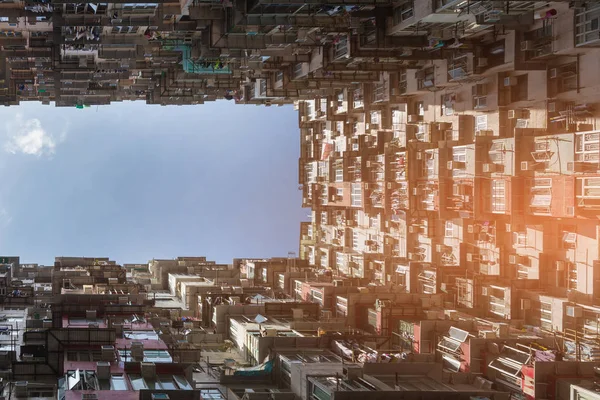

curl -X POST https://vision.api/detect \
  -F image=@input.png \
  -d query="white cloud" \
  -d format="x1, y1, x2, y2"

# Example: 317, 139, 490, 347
4, 115, 60, 157
0, 208, 11, 228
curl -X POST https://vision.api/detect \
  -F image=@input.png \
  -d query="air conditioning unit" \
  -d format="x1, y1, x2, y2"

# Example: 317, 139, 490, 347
474, 96, 487, 109
521, 41, 534, 51
566, 305, 583, 318
407, 114, 422, 124
476, 129, 494, 137
343, 365, 363, 381
101, 345, 115, 361
504, 76, 518, 87
483, 9, 502, 23
520, 299, 531, 310
96, 361, 110, 380
436, 244, 451, 253
483, 163, 498, 173
467, 253, 480, 262
481, 330, 497, 339
521, 161, 539, 171
141, 362, 157, 380
509, 254, 529, 265
447, 161, 466, 170
548, 101, 562, 113
467, 224, 480, 234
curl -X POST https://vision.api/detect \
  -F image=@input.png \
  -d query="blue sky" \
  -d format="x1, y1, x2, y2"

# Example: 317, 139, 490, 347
0, 101, 306, 265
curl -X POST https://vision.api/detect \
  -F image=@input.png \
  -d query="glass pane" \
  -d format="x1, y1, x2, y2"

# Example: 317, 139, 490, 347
158, 376, 177, 390
129, 375, 147, 390
173, 375, 193, 390
111, 375, 128, 390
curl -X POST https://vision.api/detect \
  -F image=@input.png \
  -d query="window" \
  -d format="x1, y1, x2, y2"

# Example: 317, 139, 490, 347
110, 374, 128, 390
370, 111, 381, 125
311, 289, 323, 304
320, 251, 328, 268
0, 17, 9, 22
563, 231, 577, 248
476, 114, 488, 132
334, 36, 348, 60
530, 178, 552, 213
417, 69, 435, 90
336, 188, 343, 197
335, 168, 343, 182
311, 382, 331, 400
491, 179, 506, 213
293, 63, 304, 78
111, 26, 137, 34
513, 232, 527, 247
336, 252, 345, 269
351, 183, 362, 207
489, 141, 506, 163
575, 4, 600, 46
369, 216, 379, 229
201, 389, 225, 400
441, 93, 455, 116
122, 3, 158, 15
352, 231, 359, 249
393, 1, 414, 25
445, 221, 454, 238
575, 132, 600, 162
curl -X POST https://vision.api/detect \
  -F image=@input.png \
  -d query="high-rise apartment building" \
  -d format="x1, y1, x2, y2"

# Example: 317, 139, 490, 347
296, 0, 600, 345
2, 1, 600, 400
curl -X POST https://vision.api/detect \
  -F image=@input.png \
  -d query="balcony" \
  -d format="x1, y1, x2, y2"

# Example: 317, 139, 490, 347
416, 68, 435, 91
522, 20, 555, 61
367, 182, 385, 209
575, 131, 600, 163
332, 91, 347, 115
390, 183, 409, 213
352, 87, 364, 110
576, 177, 600, 208
390, 153, 407, 182
447, 53, 476, 82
